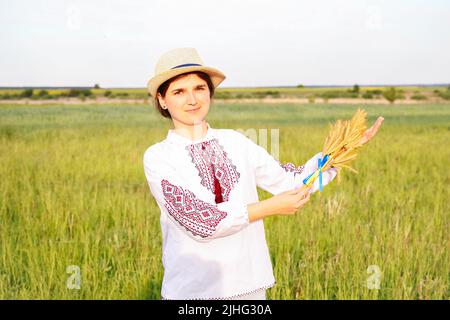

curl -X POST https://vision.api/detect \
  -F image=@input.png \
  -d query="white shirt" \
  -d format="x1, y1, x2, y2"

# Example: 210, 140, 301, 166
142, 123, 337, 300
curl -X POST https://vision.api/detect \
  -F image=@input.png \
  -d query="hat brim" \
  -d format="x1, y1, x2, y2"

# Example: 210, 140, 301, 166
147, 66, 226, 98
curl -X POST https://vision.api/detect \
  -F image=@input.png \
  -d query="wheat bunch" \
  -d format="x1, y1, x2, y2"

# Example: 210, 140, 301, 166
303, 108, 368, 188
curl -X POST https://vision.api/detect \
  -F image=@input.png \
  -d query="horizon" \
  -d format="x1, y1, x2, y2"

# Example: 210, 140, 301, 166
1, 83, 449, 90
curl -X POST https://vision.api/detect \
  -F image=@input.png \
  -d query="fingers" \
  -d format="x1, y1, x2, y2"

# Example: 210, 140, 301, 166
374, 116, 384, 131
296, 188, 311, 201
368, 117, 384, 138
296, 192, 311, 207
361, 116, 384, 146
287, 185, 308, 195
293, 186, 311, 196
372, 116, 384, 130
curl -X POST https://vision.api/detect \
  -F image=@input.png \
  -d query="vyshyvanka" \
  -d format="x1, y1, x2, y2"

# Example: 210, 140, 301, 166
143, 123, 337, 299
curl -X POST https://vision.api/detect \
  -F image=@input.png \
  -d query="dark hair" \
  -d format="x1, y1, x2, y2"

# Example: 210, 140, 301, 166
154, 71, 215, 119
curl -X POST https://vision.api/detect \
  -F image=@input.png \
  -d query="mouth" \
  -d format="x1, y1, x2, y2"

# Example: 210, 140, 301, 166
186, 107, 201, 113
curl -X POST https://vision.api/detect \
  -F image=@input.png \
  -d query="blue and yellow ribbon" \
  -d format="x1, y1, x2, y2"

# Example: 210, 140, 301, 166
302, 154, 329, 192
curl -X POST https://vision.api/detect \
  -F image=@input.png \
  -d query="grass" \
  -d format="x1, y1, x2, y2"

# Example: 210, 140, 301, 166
0, 102, 449, 299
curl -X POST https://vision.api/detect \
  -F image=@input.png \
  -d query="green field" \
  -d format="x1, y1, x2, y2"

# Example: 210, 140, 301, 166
1, 102, 449, 299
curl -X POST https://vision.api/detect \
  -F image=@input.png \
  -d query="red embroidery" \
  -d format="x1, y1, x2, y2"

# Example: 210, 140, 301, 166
161, 179, 228, 238
186, 139, 240, 203
280, 162, 305, 175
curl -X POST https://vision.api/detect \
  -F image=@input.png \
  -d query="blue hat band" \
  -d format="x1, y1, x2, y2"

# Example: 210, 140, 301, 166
171, 63, 202, 69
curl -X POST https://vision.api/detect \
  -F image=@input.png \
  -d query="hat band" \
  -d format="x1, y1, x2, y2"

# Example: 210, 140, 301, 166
171, 63, 202, 69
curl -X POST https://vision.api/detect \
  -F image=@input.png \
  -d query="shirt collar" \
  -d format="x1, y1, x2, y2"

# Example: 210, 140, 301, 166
166, 122, 216, 147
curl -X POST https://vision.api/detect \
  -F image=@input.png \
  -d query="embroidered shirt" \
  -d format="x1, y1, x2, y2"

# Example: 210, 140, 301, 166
142, 123, 337, 300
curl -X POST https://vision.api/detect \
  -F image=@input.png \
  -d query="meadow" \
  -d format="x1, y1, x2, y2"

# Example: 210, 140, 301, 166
0, 102, 449, 299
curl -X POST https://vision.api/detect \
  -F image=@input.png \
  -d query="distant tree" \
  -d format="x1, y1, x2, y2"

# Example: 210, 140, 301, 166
94, 84, 100, 89
382, 87, 399, 104
297, 84, 304, 88
38, 90, 49, 97
20, 89, 34, 98
352, 84, 360, 93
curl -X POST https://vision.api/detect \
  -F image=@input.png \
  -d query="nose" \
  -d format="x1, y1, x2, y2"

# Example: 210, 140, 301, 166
186, 90, 197, 105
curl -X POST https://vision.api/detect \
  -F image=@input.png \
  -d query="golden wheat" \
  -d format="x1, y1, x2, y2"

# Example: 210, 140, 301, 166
304, 108, 368, 187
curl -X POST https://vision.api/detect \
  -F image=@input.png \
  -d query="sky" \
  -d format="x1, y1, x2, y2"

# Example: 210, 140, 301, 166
1, 0, 449, 88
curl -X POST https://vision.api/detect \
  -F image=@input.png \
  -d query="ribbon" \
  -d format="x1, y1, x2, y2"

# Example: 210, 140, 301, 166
302, 154, 329, 192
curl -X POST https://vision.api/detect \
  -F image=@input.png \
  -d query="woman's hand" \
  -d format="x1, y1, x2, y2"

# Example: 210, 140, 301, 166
269, 185, 312, 216
359, 116, 384, 146
247, 186, 312, 222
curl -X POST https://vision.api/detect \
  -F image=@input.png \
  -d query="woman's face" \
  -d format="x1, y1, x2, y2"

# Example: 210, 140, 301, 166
157, 73, 211, 127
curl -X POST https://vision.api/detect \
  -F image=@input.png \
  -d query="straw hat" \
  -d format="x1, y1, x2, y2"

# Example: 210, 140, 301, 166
147, 48, 226, 98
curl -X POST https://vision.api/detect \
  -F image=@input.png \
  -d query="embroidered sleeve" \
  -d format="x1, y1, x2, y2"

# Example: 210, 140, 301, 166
236, 131, 338, 195
143, 150, 249, 242
161, 179, 228, 238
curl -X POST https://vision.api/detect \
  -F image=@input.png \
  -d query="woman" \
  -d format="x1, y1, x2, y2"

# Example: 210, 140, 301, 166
143, 48, 383, 300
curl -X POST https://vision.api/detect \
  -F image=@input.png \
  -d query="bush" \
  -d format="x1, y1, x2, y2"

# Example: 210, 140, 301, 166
20, 89, 34, 98
437, 90, 450, 100
67, 89, 93, 97
365, 89, 382, 96
37, 90, 49, 97
104, 90, 112, 97
236, 93, 252, 99
320, 91, 340, 99
35, 90, 51, 99
382, 87, 400, 104
265, 90, 280, 97
0, 93, 12, 100
411, 94, 427, 101
215, 91, 232, 99
320, 91, 359, 99
249, 90, 281, 98
362, 92, 374, 99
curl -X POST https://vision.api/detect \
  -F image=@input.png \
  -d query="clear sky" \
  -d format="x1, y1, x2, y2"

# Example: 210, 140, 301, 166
1, 0, 449, 88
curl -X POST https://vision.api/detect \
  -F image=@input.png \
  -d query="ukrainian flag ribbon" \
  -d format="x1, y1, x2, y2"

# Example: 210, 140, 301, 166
302, 154, 329, 192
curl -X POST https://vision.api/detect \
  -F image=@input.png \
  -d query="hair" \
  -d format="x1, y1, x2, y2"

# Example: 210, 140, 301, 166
153, 71, 215, 119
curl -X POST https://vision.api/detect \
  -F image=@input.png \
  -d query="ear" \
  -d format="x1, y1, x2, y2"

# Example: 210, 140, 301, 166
156, 92, 165, 107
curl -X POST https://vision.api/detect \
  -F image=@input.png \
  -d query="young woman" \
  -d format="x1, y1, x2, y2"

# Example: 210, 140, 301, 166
143, 48, 383, 300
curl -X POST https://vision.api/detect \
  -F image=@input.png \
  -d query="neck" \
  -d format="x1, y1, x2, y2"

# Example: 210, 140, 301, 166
172, 120, 208, 141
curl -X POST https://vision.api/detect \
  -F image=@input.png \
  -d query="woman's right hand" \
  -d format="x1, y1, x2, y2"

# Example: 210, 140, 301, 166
269, 185, 312, 216
247, 185, 312, 222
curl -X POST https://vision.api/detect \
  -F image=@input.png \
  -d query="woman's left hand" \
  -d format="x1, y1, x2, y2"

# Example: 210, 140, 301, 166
359, 116, 384, 146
